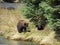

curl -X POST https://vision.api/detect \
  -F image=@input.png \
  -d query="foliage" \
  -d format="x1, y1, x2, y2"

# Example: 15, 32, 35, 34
40, 1, 60, 31
20, 0, 47, 25
20, 0, 60, 31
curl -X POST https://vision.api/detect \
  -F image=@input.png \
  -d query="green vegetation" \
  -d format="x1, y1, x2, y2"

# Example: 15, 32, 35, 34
19, 0, 60, 45
20, 0, 60, 31
20, 0, 60, 40
0, 0, 60, 45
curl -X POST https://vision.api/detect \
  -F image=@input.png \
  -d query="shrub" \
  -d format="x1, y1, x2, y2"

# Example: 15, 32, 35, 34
20, 0, 60, 32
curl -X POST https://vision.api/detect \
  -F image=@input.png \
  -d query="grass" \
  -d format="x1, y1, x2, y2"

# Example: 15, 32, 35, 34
0, 8, 60, 45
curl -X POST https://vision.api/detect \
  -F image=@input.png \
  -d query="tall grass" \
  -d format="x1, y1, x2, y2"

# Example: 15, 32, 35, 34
0, 8, 60, 45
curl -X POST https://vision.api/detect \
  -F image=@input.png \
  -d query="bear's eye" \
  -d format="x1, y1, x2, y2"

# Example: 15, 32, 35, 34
24, 23, 28, 27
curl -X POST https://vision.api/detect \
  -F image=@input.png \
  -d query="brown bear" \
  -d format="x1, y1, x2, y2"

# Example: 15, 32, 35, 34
17, 20, 28, 33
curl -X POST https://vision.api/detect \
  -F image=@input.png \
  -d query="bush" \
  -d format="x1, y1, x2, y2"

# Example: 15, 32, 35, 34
20, 0, 60, 32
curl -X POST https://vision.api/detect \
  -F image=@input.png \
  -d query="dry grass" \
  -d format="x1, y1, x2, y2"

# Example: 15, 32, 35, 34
0, 8, 60, 45
0, 8, 23, 36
